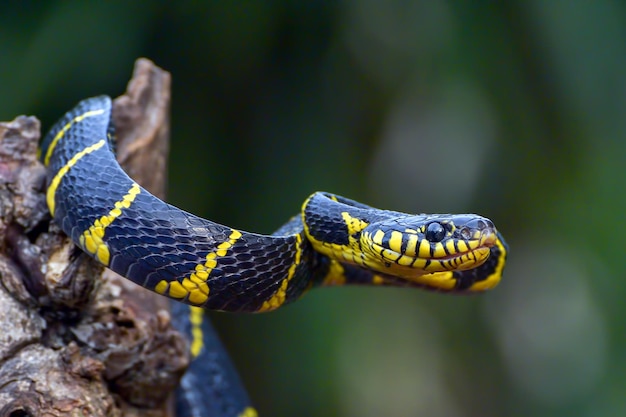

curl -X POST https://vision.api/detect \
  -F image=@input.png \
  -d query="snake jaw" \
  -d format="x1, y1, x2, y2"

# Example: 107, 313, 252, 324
359, 215, 499, 279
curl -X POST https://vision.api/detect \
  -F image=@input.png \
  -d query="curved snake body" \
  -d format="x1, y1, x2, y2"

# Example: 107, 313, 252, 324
41, 96, 508, 416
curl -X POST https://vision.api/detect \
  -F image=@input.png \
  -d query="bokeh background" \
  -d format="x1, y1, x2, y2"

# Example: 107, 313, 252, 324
2, 2, 624, 416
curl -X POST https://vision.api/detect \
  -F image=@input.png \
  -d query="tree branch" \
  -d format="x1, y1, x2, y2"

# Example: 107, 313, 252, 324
0, 59, 187, 417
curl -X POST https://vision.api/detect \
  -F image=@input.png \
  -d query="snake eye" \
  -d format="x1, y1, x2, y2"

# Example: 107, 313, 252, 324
425, 222, 446, 242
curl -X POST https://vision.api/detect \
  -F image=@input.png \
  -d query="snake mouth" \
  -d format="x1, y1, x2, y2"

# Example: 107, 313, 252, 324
364, 228, 498, 276
437, 245, 492, 271
422, 229, 498, 272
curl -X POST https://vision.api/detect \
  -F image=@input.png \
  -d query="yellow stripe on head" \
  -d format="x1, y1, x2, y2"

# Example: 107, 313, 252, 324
324, 212, 500, 291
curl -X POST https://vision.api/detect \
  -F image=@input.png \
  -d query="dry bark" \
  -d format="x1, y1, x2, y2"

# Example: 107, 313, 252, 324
0, 59, 188, 417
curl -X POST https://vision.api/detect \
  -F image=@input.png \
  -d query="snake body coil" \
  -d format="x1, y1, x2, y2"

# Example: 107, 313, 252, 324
41, 96, 508, 415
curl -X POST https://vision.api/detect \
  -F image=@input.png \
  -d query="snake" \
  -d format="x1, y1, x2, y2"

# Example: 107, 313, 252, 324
40, 96, 508, 416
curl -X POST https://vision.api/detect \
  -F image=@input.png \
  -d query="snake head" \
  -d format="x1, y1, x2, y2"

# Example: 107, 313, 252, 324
359, 214, 498, 279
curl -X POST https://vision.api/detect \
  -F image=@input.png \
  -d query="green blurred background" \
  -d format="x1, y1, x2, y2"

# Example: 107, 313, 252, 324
2, 1, 624, 416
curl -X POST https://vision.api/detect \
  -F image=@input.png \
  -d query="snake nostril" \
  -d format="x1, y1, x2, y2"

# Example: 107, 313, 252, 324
477, 220, 486, 230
